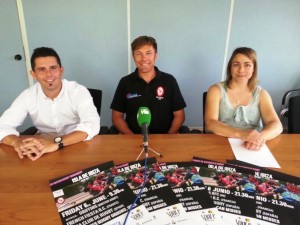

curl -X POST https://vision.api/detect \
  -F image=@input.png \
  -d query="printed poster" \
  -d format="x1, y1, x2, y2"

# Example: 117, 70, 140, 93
192, 157, 262, 225
112, 158, 191, 225
49, 161, 155, 225
227, 159, 300, 224
157, 161, 222, 224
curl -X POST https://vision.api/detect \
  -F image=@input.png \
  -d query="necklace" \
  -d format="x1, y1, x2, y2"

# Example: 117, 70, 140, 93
229, 91, 241, 105
227, 83, 252, 106
231, 92, 253, 106
233, 95, 240, 105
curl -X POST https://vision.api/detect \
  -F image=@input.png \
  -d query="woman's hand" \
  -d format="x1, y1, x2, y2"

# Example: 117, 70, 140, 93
240, 129, 265, 150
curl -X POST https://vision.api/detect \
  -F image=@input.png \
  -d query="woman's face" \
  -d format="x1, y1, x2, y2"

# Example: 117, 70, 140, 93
230, 53, 254, 84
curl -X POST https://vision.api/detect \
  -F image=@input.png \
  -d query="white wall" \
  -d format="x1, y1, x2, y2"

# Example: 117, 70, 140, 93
1, 0, 300, 131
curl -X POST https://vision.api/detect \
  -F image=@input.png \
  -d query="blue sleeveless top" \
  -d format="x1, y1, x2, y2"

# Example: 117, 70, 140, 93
218, 83, 263, 131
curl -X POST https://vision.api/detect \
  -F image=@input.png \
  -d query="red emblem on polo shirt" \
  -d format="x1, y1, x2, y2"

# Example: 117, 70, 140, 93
156, 86, 164, 100
156, 86, 164, 97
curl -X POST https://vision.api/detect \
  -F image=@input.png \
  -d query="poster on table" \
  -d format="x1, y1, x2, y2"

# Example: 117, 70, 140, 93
227, 159, 300, 225
112, 157, 191, 225
156, 161, 222, 224
49, 161, 154, 225
192, 157, 264, 225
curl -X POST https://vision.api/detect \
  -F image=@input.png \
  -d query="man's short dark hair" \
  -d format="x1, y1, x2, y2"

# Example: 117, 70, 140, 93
30, 47, 61, 70
131, 36, 157, 54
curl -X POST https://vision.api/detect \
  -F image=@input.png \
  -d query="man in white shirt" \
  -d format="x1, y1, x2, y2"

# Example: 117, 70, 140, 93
0, 47, 100, 161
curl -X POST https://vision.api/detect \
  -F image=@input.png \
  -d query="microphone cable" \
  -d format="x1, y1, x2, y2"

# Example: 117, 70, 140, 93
123, 151, 149, 225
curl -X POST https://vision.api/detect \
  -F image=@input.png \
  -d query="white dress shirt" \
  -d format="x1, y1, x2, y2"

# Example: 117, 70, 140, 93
0, 79, 100, 141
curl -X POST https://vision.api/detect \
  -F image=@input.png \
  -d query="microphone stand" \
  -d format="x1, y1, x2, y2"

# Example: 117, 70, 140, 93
136, 123, 163, 160
136, 142, 163, 161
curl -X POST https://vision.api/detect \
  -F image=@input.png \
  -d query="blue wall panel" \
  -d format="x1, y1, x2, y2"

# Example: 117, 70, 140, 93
22, 0, 128, 127
1, 0, 300, 130
131, 0, 231, 126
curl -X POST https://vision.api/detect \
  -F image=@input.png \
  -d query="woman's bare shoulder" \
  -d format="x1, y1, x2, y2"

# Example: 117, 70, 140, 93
208, 82, 223, 94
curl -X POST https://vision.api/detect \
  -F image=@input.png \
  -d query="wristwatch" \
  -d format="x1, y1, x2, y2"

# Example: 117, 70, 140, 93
54, 137, 64, 150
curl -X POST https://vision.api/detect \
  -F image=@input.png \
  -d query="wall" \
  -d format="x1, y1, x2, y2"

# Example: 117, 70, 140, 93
1, 0, 300, 131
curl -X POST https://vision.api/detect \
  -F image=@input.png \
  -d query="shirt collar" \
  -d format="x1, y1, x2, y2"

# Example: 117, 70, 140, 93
133, 66, 161, 82
38, 79, 65, 100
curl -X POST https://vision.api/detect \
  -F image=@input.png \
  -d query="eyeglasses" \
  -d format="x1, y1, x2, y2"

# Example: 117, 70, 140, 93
35, 66, 60, 74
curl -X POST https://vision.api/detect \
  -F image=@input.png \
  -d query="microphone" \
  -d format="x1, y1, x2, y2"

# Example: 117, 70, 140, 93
137, 107, 151, 152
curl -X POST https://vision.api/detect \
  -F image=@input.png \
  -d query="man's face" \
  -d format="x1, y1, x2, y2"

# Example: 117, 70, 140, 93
133, 44, 157, 75
30, 56, 64, 95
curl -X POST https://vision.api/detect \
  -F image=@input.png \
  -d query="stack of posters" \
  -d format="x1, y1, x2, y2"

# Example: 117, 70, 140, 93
49, 157, 300, 225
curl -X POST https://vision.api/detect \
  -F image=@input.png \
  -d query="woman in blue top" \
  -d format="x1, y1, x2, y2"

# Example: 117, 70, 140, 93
205, 47, 282, 150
